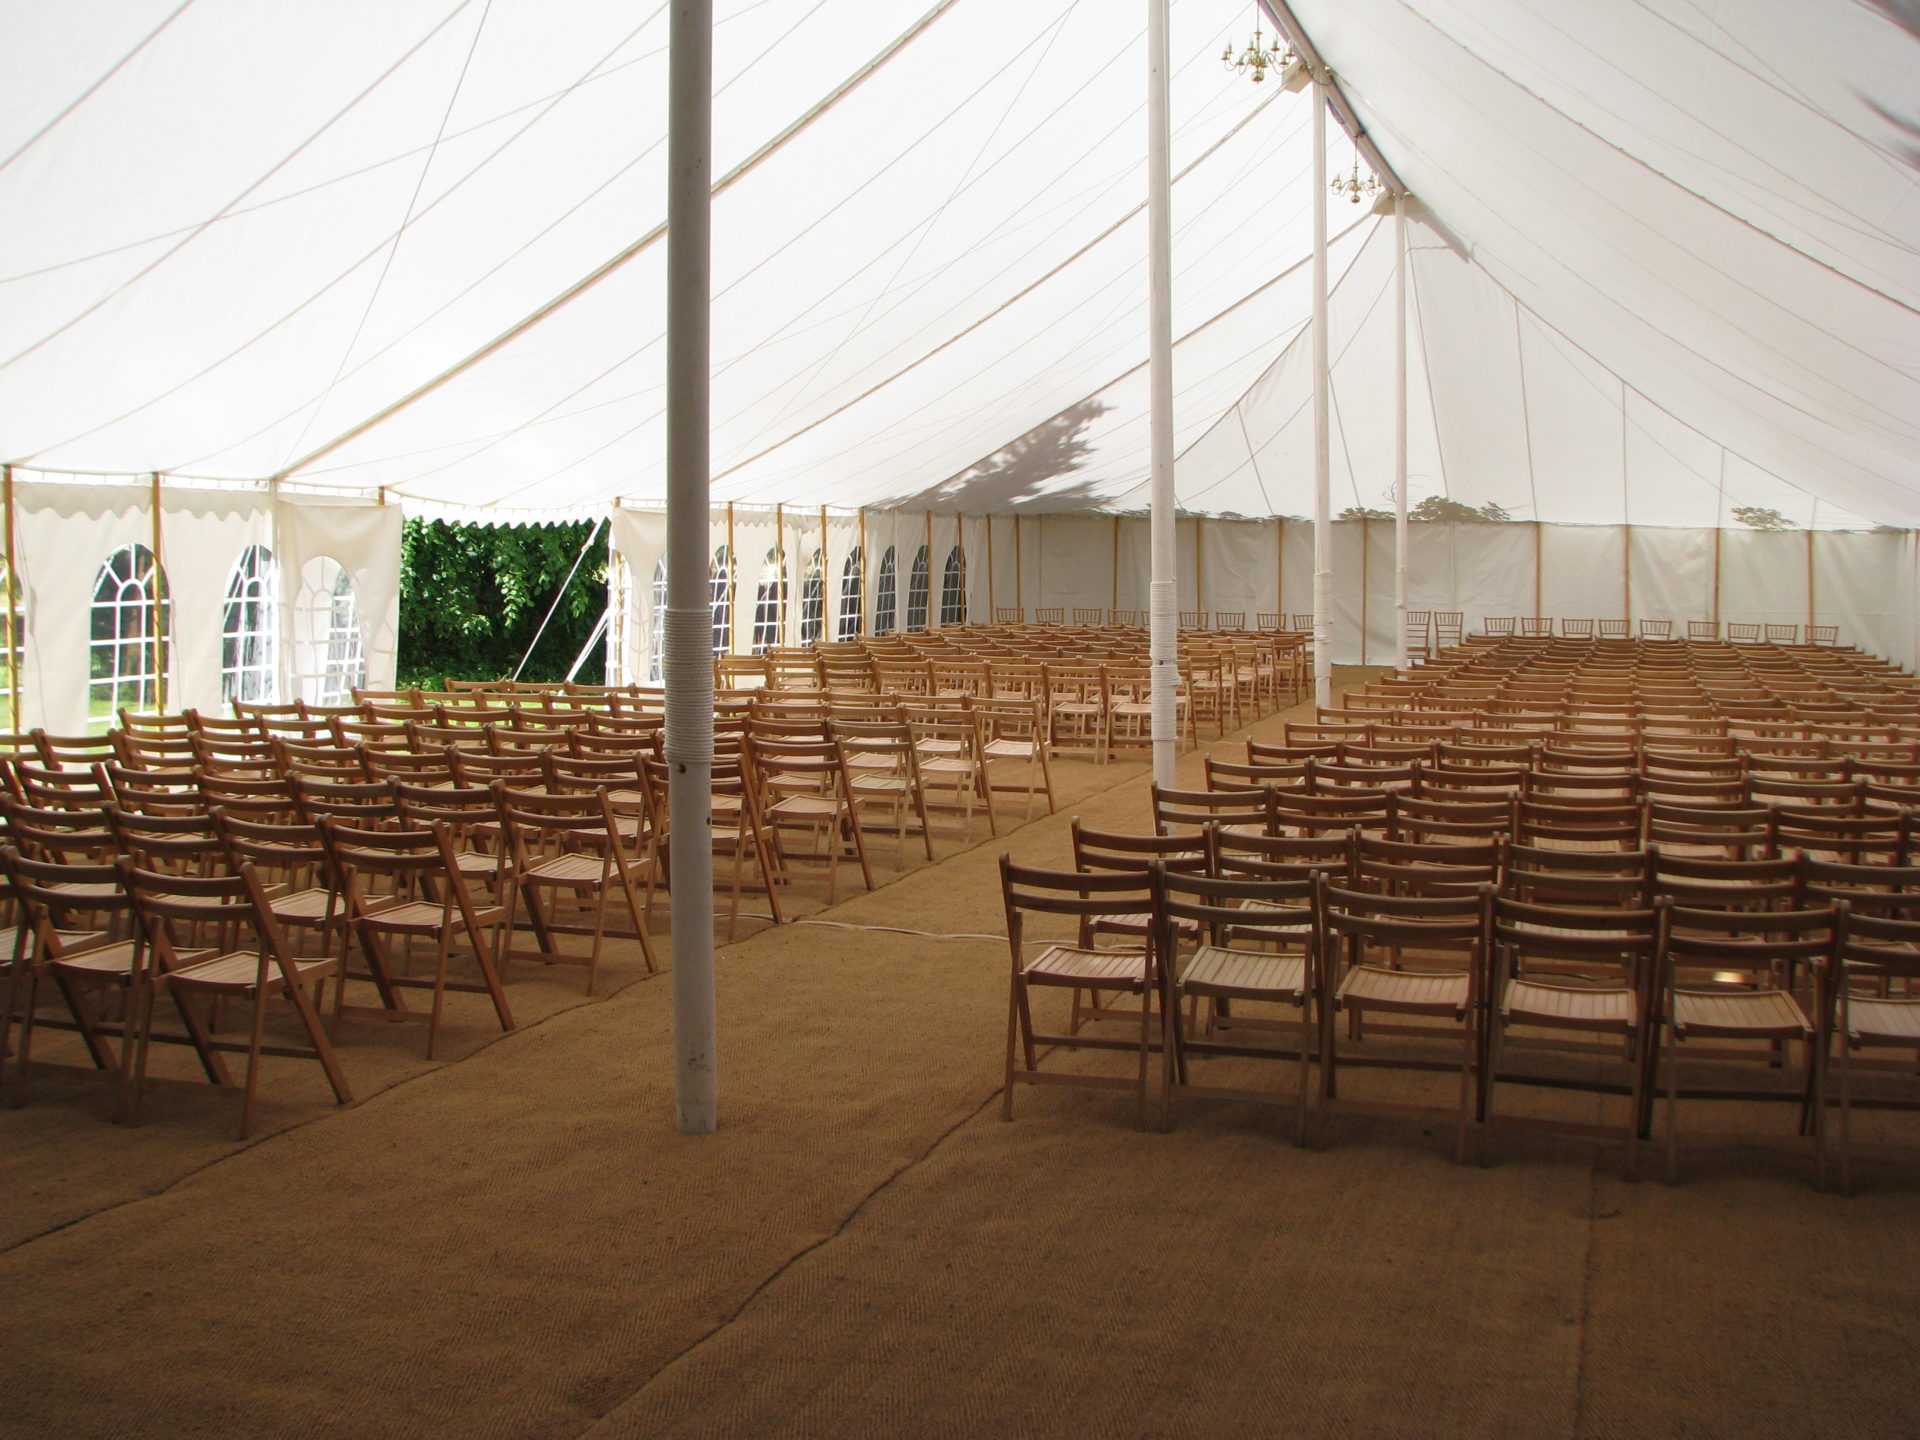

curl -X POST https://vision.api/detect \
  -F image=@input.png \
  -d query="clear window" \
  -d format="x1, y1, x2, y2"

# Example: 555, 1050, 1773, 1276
905, 545, 930, 632
709, 546, 733, 657
605, 547, 632, 686
647, 556, 668, 683
939, 545, 967, 626
320, 564, 367, 706
88, 543, 169, 728
874, 547, 897, 637
0, 557, 24, 721
798, 550, 825, 644
836, 546, 864, 641
750, 547, 788, 654
221, 544, 278, 704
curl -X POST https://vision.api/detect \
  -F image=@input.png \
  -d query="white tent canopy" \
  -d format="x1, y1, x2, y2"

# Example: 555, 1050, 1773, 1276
3, 0, 1915, 526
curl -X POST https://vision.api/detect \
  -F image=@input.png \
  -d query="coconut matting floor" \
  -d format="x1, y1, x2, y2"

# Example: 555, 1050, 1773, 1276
4, 668, 1917, 1440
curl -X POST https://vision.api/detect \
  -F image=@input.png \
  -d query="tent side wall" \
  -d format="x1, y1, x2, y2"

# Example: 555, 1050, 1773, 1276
6, 481, 400, 732
5, 487, 1912, 731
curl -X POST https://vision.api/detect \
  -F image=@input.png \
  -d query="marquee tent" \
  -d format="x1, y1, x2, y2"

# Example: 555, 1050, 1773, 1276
1, 0, 1917, 728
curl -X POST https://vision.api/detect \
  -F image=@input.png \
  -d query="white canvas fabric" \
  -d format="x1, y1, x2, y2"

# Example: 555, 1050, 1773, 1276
1, 0, 1909, 526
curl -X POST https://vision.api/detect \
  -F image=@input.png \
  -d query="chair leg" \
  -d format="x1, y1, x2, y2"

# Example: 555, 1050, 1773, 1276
1664, 1027, 1681, 1184
1002, 979, 1026, 1121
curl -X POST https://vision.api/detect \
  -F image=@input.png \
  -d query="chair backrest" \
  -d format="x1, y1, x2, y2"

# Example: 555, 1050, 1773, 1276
1503, 842, 1653, 905
999, 856, 1153, 944
1663, 902, 1835, 984
1490, 893, 1662, 982
2, 844, 133, 942
121, 855, 289, 964
1315, 875, 1490, 962
293, 774, 400, 828
1210, 826, 1355, 880
1149, 864, 1314, 951
1353, 833, 1502, 894
1202, 755, 1311, 792
1070, 819, 1207, 875
1389, 792, 1513, 843
104, 763, 205, 815
212, 806, 330, 875
1149, 783, 1268, 837
106, 804, 225, 872
1649, 846, 1800, 908
1, 796, 115, 859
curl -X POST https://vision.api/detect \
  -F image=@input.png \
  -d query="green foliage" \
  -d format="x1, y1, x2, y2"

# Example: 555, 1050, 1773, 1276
1409, 495, 1512, 523
398, 519, 607, 687
1337, 505, 1393, 521
1731, 505, 1792, 531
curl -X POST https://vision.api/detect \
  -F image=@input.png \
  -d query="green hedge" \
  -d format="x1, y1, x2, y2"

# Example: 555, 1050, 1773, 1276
398, 519, 608, 688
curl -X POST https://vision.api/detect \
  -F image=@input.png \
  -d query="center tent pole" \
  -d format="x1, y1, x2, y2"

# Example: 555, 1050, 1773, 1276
1146, 0, 1179, 789
1311, 78, 1332, 709
665, 0, 717, 1135
1393, 190, 1409, 670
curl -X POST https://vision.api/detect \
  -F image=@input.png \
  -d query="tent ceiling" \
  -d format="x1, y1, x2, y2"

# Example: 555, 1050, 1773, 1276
0, 0, 1914, 525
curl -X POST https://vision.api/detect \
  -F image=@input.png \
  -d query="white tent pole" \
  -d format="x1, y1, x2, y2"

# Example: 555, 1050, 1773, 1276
664, 0, 717, 1136
1146, 0, 1178, 789
564, 610, 610, 683
1312, 79, 1332, 708
1393, 190, 1408, 671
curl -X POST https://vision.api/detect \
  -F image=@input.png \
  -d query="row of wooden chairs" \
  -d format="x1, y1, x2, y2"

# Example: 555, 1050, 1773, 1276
990, 609, 1303, 632
0, 771, 668, 1137
1002, 823, 1920, 1188
1451, 616, 1842, 645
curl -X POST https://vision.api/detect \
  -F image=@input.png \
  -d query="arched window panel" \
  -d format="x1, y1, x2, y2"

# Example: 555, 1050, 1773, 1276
0, 557, 24, 719
750, 547, 788, 654
88, 543, 170, 729
647, 556, 668, 683
798, 550, 825, 645
605, 547, 632, 687
320, 564, 367, 706
220, 544, 278, 704
836, 546, 864, 641
905, 545, 930, 632
939, 545, 967, 625
709, 546, 733, 657
874, 547, 897, 637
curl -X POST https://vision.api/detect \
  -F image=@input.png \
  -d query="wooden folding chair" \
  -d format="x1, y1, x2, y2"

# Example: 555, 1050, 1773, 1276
121, 858, 352, 1138
1823, 906, 1920, 1192
319, 819, 514, 1058
1152, 864, 1318, 1140
965, 696, 1055, 822
492, 784, 658, 992
1483, 895, 1665, 1174
1315, 877, 1492, 1161
1657, 903, 1833, 1181
743, 736, 877, 907
999, 857, 1163, 1126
